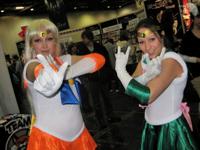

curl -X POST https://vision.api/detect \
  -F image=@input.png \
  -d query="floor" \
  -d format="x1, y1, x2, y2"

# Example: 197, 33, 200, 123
82, 89, 200, 150
18, 80, 200, 150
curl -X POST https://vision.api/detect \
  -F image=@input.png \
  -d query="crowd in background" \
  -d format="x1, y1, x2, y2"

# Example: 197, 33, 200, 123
2, 2, 200, 149
5, 53, 25, 111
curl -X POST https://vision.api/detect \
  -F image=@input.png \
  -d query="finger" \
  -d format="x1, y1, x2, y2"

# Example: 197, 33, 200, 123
125, 46, 131, 57
37, 54, 52, 70
117, 46, 121, 54
46, 55, 53, 66
58, 62, 69, 79
141, 54, 147, 64
145, 53, 151, 64
141, 53, 146, 61
47, 55, 58, 72
49, 55, 57, 66
151, 58, 157, 66
115, 46, 121, 58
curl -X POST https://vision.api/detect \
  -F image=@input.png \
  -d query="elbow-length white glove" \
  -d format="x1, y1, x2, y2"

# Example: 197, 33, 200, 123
115, 46, 132, 89
33, 54, 69, 97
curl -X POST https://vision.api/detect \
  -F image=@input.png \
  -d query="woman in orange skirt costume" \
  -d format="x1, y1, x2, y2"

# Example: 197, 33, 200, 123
23, 19, 105, 150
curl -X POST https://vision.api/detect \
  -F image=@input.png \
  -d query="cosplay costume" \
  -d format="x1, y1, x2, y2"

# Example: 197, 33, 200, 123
115, 47, 198, 150
23, 53, 105, 150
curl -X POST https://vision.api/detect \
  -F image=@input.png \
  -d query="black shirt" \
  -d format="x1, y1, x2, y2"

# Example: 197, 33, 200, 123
180, 30, 200, 78
77, 42, 112, 82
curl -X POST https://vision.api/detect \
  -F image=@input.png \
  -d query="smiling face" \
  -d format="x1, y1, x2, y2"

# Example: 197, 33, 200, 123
25, 19, 60, 61
137, 27, 163, 59
31, 31, 57, 57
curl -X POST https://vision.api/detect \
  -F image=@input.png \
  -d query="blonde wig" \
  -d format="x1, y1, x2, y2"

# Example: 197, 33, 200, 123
25, 19, 60, 62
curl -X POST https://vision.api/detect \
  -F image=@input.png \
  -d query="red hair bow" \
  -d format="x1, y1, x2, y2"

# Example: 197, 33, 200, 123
18, 26, 27, 40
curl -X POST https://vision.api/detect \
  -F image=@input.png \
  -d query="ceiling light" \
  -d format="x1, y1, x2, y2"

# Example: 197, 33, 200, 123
74, 7, 77, 10
15, 6, 24, 10
107, 6, 110, 8
30, 8, 34, 11
1, 10, 4, 13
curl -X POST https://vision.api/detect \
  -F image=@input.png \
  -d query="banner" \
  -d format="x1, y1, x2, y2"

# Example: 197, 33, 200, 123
144, 0, 184, 39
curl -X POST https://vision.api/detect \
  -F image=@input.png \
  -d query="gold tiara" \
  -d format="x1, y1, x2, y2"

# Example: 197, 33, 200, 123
137, 26, 161, 38
39, 31, 47, 38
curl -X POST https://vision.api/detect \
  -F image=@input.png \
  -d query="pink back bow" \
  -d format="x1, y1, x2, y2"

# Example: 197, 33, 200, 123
180, 102, 193, 131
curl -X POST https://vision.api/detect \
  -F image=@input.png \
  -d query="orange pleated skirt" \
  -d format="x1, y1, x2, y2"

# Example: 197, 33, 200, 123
27, 127, 97, 150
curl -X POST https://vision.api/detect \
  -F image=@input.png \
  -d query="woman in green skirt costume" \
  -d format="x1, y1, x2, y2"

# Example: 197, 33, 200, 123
115, 18, 199, 150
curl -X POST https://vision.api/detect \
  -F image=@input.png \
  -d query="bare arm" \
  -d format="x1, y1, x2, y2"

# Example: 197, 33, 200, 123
123, 58, 184, 104
132, 62, 143, 77
26, 62, 40, 82
115, 47, 184, 105
147, 58, 183, 103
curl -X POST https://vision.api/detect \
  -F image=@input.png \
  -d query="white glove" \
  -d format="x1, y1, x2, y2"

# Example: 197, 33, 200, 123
34, 54, 69, 97
115, 46, 131, 72
115, 46, 132, 88
135, 70, 159, 85
139, 47, 166, 84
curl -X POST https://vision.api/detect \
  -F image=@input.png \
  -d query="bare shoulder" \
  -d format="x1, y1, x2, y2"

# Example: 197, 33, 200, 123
161, 57, 183, 78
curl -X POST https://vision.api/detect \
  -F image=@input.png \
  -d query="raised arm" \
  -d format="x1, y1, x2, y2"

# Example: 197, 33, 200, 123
65, 53, 105, 80
115, 47, 183, 104
130, 59, 183, 104
25, 53, 105, 96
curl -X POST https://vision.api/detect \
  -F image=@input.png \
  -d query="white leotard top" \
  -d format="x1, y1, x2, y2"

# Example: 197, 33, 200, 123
144, 52, 188, 125
23, 55, 84, 141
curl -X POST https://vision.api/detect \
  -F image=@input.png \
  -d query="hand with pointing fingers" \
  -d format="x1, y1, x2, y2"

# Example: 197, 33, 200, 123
141, 47, 165, 69
114, 46, 133, 88
33, 54, 69, 97
115, 46, 131, 73
139, 48, 166, 84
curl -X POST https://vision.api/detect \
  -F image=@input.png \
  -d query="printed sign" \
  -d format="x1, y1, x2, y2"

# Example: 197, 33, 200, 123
0, 114, 31, 150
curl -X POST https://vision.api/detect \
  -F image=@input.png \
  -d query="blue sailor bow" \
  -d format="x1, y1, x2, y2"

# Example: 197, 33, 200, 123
60, 79, 81, 105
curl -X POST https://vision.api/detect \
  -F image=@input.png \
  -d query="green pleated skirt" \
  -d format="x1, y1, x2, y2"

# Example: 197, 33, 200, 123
141, 115, 199, 150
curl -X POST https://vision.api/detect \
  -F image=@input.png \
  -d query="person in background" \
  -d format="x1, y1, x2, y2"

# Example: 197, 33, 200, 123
67, 42, 79, 55
160, 8, 175, 49
116, 30, 136, 74
180, 3, 200, 78
182, 2, 198, 32
103, 38, 116, 69
12, 54, 24, 80
20, 50, 26, 65
179, 3, 200, 105
5, 54, 12, 67
77, 30, 120, 127
103, 38, 121, 93
115, 18, 198, 149
23, 19, 105, 150
5, 54, 23, 111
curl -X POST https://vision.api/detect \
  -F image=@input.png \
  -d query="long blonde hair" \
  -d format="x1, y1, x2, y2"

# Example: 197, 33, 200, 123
25, 19, 60, 62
